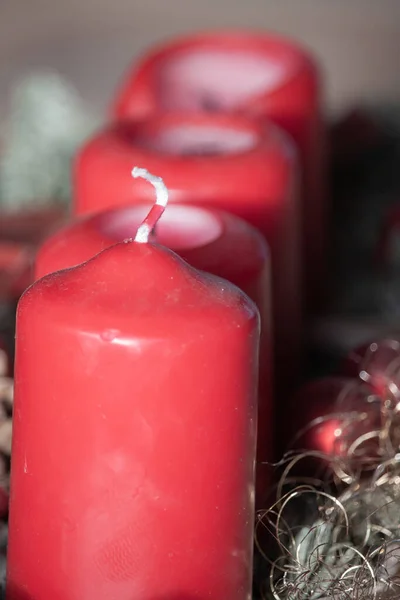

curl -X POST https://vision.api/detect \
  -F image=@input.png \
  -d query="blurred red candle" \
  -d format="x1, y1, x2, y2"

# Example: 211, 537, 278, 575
74, 113, 301, 392
113, 30, 326, 311
36, 203, 272, 502
7, 172, 260, 600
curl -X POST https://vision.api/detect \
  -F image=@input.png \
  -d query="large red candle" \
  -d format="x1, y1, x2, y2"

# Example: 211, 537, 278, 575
112, 30, 326, 311
7, 171, 260, 600
74, 113, 301, 392
35, 202, 272, 502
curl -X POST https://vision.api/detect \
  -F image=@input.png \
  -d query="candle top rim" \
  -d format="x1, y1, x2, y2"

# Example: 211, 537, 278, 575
101, 204, 225, 251
26, 241, 260, 334
36, 203, 269, 285
112, 29, 319, 119
85, 115, 295, 166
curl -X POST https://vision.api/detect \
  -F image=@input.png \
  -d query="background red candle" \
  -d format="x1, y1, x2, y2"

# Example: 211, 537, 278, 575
112, 30, 326, 312
7, 174, 260, 600
35, 203, 272, 502
74, 113, 300, 396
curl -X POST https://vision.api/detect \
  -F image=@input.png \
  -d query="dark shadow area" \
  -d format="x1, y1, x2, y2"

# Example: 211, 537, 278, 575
2, 584, 34, 600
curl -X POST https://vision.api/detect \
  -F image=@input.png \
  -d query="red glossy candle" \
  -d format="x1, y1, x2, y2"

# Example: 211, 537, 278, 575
36, 203, 272, 501
74, 113, 300, 392
113, 30, 326, 311
7, 174, 260, 600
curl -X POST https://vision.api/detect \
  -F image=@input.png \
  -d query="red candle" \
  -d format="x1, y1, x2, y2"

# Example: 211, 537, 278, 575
7, 170, 260, 600
35, 202, 272, 502
74, 113, 301, 394
112, 30, 326, 312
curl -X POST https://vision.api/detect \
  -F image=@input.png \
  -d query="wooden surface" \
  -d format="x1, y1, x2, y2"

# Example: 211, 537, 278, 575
1, 0, 400, 120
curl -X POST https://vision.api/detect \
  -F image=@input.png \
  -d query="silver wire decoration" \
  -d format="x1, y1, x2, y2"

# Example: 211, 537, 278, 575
257, 340, 400, 599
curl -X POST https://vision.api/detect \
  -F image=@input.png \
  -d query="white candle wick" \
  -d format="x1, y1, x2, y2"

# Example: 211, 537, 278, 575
131, 167, 169, 243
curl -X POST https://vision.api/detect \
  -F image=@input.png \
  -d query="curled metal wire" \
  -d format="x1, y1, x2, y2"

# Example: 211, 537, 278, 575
0, 348, 12, 491
257, 341, 400, 599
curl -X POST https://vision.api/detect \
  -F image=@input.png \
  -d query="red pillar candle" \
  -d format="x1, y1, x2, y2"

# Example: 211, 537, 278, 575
7, 170, 260, 600
74, 113, 301, 393
35, 202, 272, 502
112, 30, 326, 311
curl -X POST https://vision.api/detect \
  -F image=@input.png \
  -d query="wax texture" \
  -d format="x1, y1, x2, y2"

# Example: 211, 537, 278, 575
7, 241, 259, 600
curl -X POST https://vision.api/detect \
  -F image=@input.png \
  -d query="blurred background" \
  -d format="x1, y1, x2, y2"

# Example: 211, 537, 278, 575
1, 0, 400, 121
